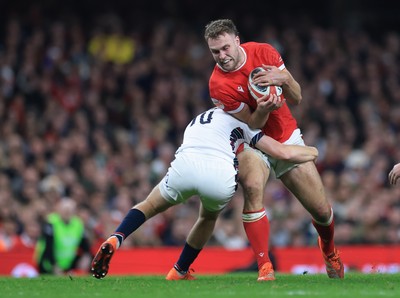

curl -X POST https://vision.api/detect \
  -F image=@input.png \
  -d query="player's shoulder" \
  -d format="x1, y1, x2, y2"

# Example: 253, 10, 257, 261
242, 41, 276, 52
214, 107, 227, 114
205, 107, 231, 119
206, 107, 224, 116
242, 41, 282, 66
211, 108, 243, 123
189, 108, 231, 126
196, 107, 222, 115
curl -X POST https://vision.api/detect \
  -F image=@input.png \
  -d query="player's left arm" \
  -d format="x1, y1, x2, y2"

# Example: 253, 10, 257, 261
253, 65, 302, 105
254, 134, 318, 163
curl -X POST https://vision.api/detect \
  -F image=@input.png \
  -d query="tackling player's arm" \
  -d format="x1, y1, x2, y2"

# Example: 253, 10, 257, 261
254, 135, 318, 163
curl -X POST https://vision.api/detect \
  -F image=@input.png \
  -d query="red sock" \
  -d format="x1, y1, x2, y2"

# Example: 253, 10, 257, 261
312, 215, 335, 256
242, 208, 271, 269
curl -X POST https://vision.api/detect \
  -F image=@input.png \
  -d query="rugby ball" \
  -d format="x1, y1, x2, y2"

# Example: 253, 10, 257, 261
248, 67, 283, 100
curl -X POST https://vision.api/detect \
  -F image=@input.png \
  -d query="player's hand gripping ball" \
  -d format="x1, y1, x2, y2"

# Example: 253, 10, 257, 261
248, 67, 283, 100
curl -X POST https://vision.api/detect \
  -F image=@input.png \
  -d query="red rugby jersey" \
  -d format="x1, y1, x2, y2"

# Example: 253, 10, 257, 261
209, 42, 298, 143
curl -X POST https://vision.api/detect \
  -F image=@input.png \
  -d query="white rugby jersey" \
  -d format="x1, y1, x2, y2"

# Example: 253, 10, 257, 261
176, 108, 264, 163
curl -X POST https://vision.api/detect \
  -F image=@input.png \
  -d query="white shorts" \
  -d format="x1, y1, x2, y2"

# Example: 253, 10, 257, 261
159, 152, 238, 212
269, 129, 304, 178
244, 128, 304, 178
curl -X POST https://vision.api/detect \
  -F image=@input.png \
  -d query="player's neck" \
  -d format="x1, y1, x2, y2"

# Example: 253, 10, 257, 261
233, 46, 246, 71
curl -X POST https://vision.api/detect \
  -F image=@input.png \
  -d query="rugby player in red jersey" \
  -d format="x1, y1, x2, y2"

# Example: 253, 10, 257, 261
204, 19, 344, 280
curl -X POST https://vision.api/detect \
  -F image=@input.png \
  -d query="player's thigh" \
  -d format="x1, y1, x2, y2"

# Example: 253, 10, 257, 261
237, 146, 270, 210
237, 148, 269, 188
280, 161, 331, 220
135, 184, 175, 218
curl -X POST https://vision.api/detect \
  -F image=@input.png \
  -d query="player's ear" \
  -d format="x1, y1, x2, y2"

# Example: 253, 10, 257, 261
235, 36, 240, 45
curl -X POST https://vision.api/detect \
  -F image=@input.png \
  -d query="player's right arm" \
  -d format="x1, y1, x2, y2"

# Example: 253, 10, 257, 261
230, 95, 284, 129
255, 135, 318, 163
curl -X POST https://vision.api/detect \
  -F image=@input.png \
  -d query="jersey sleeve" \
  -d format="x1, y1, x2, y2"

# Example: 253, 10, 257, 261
209, 74, 245, 113
258, 43, 285, 70
240, 121, 264, 146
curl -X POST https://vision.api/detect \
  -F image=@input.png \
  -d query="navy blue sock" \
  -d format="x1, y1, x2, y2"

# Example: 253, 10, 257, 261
174, 242, 202, 273
111, 208, 146, 247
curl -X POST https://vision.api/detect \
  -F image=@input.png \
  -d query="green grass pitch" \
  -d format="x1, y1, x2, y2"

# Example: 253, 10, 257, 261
0, 273, 398, 298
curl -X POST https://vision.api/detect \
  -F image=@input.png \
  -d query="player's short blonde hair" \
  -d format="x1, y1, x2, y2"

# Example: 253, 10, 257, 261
204, 19, 239, 40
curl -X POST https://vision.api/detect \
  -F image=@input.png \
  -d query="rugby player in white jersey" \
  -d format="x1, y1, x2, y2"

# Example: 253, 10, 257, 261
91, 108, 318, 280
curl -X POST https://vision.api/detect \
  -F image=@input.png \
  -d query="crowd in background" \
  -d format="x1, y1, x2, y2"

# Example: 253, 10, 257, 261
1, 5, 400, 256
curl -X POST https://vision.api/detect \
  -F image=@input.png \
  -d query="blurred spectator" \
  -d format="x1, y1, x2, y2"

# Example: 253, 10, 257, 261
389, 162, 400, 186
34, 198, 92, 275
0, 217, 19, 251
88, 14, 135, 64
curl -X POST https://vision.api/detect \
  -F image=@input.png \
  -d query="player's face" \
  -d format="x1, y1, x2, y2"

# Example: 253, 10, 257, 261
207, 33, 243, 71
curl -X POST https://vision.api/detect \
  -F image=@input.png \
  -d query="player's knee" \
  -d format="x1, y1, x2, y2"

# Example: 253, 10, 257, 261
240, 178, 264, 197
312, 205, 333, 224
238, 161, 268, 187
240, 180, 265, 211
199, 209, 220, 221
